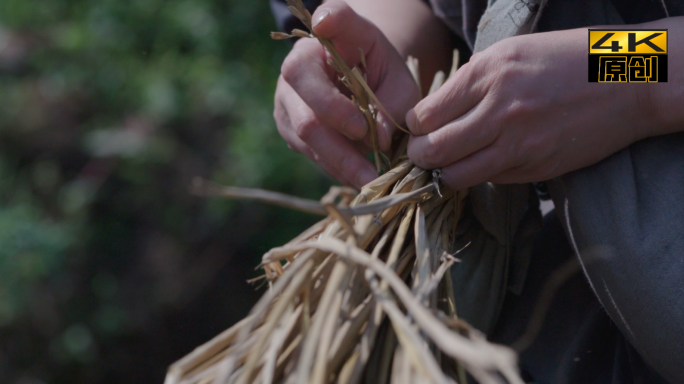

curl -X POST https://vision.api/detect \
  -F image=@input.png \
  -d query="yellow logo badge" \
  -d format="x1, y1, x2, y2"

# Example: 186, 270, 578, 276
588, 30, 667, 83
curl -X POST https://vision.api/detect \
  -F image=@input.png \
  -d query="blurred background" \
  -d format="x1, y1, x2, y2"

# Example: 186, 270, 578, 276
0, 0, 330, 382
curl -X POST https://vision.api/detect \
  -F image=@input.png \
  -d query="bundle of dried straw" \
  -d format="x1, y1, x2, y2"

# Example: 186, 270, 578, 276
165, 1, 523, 383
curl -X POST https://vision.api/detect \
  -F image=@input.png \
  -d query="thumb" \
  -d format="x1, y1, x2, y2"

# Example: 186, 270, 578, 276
374, 69, 421, 150
311, 1, 382, 65
312, 1, 420, 150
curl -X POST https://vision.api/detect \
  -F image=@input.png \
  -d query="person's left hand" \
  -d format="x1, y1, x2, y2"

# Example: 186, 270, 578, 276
406, 28, 656, 190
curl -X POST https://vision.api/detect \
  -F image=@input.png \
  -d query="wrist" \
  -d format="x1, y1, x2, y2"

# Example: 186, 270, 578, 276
627, 84, 662, 142
644, 82, 684, 139
629, 16, 684, 139
628, 76, 684, 141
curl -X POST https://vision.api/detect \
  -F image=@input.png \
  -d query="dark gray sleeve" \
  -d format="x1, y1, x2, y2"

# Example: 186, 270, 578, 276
269, 0, 321, 32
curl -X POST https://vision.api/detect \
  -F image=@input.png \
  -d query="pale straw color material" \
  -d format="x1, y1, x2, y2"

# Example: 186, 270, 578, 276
165, 2, 523, 383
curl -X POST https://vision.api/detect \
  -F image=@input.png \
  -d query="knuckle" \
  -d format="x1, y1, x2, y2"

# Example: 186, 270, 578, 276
505, 97, 535, 120
479, 128, 501, 153
488, 39, 524, 66
334, 154, 354, 175
273, 104, 287, 134
281, 51, 305, 83
273, 98, 285, 121
419, 138, 444, 169
467, 51, 497, 78
466, 53, 483, 70
294, 113, 319, 141
411, 105, 436, 135
286, 143, 299, 153
273, 106, 280, 124
498, 44, 523, 64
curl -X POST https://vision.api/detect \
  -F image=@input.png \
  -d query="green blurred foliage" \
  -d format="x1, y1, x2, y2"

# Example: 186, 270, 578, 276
0, 1, 330, 383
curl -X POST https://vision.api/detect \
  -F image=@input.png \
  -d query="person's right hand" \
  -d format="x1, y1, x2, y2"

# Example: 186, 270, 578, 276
274, 0, 420, 189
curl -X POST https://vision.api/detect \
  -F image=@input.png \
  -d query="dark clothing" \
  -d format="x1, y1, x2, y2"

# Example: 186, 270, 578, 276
270, 0, 318, 34
489, 210, 670, 384
428, 0, 684, 50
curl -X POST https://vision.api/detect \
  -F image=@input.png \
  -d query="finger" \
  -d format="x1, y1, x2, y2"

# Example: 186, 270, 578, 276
281, 40, 368, 140
312, 1, 421, 150
406, 60, 488, 136
285, 134, 356, 187
407, 104, 497, 170
373, 63, 422, 151
280, 84, 378, 189
275, 78, 314, 158
303, 123, 378, 189
311, 1, 384, 65
488, 157, 562, 185
276, 96, 354, 186
276, 106, 313, 158
316, 157, 355, 187
438, 144, 510, 191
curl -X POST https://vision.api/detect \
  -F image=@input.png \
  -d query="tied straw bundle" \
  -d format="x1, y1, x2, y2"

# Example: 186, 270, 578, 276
166, 1, 524, 383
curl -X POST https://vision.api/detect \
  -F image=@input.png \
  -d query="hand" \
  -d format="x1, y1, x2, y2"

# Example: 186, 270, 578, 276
406, 28, 655, 190
274, 0, 420, 189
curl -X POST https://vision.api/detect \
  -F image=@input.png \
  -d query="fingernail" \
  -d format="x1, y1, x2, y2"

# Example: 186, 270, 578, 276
377, 120, 392, 151
356, 168, 377, 188
313, 10, 330, 27
341, 115, 367, 140
405, 108, 419, 135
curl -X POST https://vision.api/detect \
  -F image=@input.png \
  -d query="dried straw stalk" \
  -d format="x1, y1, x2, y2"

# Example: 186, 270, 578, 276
166, 1, 523, 383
